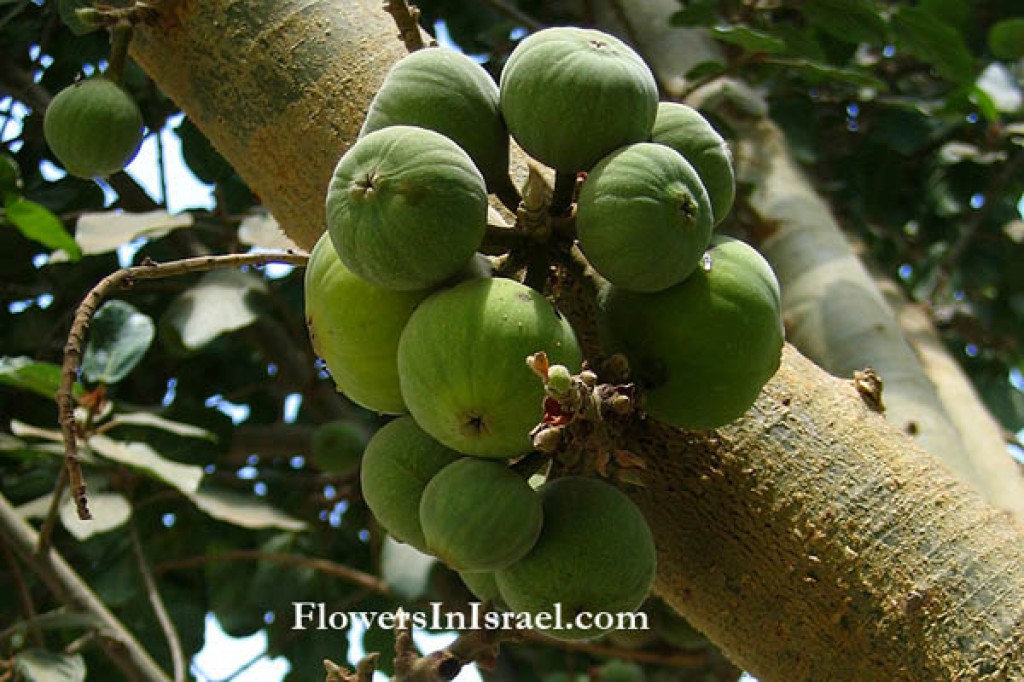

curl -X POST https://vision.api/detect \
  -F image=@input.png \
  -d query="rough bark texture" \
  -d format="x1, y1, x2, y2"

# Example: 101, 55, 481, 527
131, 0, 411, 251
129, 2, 1024, 678
634, 346, 1024, 681
722, 106, 1024, 519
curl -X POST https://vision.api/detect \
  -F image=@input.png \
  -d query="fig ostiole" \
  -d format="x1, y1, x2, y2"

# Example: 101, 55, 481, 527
397, 277, 582, 458
326, 125, 488, 291
651, 102, 736, 225
577, 142, 714, 293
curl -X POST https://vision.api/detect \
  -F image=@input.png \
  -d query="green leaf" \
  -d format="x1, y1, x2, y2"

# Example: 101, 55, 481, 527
161, 269, 267, 351
3, 197, 82, 261
891, 6, 974, 83
187, 487, 306, 531
684, 60, 727, 81
59, 491, 132, 539
85, 434, 204, 494
669, 0, 717, 27
380, 535, 436, 601
57, 0, 97, 35
710, 25, 788, 55
772, 58, 886, 89
989, 19, 1024, 61
109, 412, 217, 440
802, 0, 887, 45
81, 300, 155, 385
0, 356, 80, 399
14, 649, 86, 682
5, 609, 104, 638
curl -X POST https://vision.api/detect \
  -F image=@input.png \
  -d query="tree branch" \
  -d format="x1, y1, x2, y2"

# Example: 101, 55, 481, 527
0, 535, 44, 648
130, 519, 185, 682
383, 0, 433, 52
153, 549, 389, 596
51, 251, 309, 527
0, 492, 171, 682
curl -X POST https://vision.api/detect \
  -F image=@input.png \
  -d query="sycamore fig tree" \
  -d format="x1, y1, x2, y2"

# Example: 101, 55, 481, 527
1, 1, 1023, 682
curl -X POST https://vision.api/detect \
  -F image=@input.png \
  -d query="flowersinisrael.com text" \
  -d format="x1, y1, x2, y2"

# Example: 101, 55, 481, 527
291, 602, 649, 635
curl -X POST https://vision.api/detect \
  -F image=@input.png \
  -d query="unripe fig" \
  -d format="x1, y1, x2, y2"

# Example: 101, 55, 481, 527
310, 420, 367, 475
43, 78, 144, 178
397, 277, 582, 458
577, 142, 714, 292
459, 570, 505, 607
420, 458, 542, 571
602, 235, 784, 429
326, 125, 487, 291
359, 416, 462, 551
304, 233, 430, 414
360, 47, 514, 197
495, 476, 656, 641
500, 27, 658, 173
651, 102, 735, 225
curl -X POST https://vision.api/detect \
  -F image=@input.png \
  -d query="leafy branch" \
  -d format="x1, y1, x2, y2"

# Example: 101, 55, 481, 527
50, 251, 309, 534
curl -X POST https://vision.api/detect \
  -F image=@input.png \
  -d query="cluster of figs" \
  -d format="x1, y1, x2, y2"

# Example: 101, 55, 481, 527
305, 26, 784, 640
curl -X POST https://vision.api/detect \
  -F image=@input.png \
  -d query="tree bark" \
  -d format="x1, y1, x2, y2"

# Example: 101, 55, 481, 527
129, 2, 1024, 679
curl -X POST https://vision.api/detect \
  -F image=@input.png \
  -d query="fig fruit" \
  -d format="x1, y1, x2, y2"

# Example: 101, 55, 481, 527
310, 420, 367, 475
651, 102, 735, 225
459, 570, 505, 607
577, 142, 714, 292
602, 235, 784, 429
360, 47, 514, 198
359, 416, 462, 551
499, 27, 658, 173
397, 277, 582, 458
304, 233, 430, 414
326, 125, 487, 290
43, 78, 144, 179
495, 476, 656, 641
420, 458, 542, 571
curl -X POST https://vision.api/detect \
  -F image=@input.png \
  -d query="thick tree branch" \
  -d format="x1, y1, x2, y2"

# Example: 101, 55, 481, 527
0, 492, 171, 682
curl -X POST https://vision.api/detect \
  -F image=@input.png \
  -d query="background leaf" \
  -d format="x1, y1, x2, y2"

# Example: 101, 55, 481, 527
85, 434, 204, 493
161, 269, 267, 351
892, 6, 975, 83
3, 197, 81, 261
14, 649, 86, 682
81, 300, 155, 385
187, 487, 307, 531
59, 491, 132, 540
989, 18, 1024, 60
710, 25, 789, 54
52, 209, 194, 262
380, 535, 437, 601
802, 0, 887, 46
0, 356, 80, 399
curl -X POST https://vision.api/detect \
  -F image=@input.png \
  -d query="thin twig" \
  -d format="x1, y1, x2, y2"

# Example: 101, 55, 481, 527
0, 536, 44, 648
53, 251, 309, 526
130, 519, 186, 682
0, 492, 171, 682
382, 1, 434, 52
478, 0, 544, 31
36, 467, 67, 554
154, 549, 389, 595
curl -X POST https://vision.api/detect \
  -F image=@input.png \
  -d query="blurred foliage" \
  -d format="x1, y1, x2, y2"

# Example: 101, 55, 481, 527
0, 0, 1021, 681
